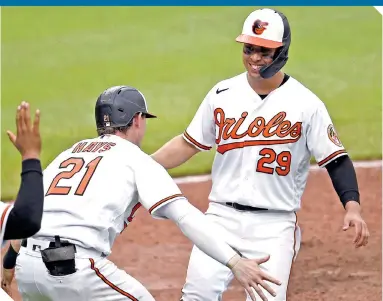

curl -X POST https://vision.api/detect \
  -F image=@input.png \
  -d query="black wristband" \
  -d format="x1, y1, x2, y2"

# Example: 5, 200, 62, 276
3, 244, 18, 269
21, 158, 42, 176
341, 191, 360, 206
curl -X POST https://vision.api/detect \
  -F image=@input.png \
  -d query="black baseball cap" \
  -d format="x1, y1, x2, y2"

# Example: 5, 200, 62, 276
95, 85, 157, 130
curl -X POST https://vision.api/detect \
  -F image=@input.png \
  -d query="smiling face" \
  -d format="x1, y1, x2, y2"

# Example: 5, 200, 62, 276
242, 43, 277, 80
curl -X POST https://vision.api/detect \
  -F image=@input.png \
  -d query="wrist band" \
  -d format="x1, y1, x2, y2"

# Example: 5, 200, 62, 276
3, 244, 18, 269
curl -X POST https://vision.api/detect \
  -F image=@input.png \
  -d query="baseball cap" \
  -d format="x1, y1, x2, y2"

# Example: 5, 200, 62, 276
236, 8, 290, 49
95, 86, 157, 130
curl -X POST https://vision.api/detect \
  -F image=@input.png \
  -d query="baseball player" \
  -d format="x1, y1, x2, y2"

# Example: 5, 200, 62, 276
151, 8, 370, 301
1, 101, 44, 294
3, 86, 281, 301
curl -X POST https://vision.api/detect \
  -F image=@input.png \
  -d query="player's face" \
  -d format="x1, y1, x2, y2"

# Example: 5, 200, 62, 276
242, 44, 276, 79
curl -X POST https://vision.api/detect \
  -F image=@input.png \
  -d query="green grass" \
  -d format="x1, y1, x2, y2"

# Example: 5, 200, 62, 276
1, 7, 381, 200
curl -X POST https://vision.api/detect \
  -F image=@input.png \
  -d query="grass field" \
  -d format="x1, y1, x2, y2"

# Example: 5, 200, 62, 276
1, 7, 381, 200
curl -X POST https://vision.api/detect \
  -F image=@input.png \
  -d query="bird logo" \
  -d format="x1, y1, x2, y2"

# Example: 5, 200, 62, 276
252, 19, 269, 35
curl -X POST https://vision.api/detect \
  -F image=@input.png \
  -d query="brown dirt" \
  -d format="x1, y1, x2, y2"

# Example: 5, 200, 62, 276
5, 165, 382, 301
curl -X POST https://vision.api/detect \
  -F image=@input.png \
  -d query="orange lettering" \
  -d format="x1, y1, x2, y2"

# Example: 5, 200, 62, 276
72, 142, 87, 153
263, 112, 286, 138
213, 109, 302, 154
230, 112, 249, 139
214, 108, 225, 144
248, 117, 265, 137
83, 142, 98, 152
99, 142, 116, 153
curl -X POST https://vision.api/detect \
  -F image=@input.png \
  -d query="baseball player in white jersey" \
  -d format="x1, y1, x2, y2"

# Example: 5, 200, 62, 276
151, 8, 370, 301
6, 86, 282, 301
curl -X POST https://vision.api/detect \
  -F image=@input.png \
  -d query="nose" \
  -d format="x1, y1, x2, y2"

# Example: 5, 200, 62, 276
249, 51, 262, 62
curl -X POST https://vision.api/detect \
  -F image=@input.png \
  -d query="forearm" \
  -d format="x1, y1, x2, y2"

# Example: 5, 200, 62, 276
151, 135, 199, 170
3, 240, 21, 269
157, 199, 238, 266
4, 159, 44, 240
325, 155, 360, 209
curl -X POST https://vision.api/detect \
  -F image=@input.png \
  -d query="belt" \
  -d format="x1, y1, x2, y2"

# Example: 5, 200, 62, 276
21, 238, 75, 251
225, 202, 268, 212
21, 238, 106, 259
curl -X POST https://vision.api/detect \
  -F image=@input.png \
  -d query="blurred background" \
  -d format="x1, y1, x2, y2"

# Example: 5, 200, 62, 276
1, 6, 381, 199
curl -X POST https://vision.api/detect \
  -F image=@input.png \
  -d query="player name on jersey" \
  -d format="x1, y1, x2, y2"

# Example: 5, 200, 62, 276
72, 141, 116, 153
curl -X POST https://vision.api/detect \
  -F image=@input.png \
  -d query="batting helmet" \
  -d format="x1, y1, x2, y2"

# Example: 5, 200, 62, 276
95, 86, 156, 131
236, 8, 291, 79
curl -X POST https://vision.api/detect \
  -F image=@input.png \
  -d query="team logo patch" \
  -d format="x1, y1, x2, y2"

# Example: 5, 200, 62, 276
252, 19, 268, 35
327, 124, 342, 147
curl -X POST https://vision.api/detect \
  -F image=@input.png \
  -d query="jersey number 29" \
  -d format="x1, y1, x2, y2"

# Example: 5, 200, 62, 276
256, 148, 291, 176
46, 156, 103, 196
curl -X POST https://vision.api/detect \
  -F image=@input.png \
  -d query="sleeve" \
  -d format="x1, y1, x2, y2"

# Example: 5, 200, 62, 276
306, 101, 348, 168
134, 154, 186, 219
155, 198, 237, 266
182, 87, 216, 151
4, 159, 44, 241
0, 201, 14, 248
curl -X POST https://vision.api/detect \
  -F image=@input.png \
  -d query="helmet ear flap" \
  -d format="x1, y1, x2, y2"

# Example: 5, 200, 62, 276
259, 45, 289, 79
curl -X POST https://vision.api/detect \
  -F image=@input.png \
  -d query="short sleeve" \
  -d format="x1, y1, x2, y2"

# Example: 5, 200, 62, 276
183, 87, 216, 151
0, 201, 13, 247
306, 101, 347, 167
134, 155, 185, 219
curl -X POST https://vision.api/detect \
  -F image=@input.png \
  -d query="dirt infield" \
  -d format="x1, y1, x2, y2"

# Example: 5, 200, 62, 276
5, 164, 382, 301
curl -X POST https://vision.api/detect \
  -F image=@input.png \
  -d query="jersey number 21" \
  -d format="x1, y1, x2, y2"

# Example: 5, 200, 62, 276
46, 156, 103, 196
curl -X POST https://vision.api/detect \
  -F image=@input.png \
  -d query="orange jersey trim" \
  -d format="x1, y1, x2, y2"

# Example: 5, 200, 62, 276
318, 150, 347, 167
183, 131, 212, 151
149, 194, 183, 214
89, 258, 138, 301
121, 203, 142, 234
0, 204, 12, 231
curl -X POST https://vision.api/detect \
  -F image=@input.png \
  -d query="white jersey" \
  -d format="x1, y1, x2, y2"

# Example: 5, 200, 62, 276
183, 72, 347, 211
35, 134, 184, 256
0, 201, 13, 248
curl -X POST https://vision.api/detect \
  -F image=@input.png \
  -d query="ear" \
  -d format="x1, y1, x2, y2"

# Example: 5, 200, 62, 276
132, 113, 143, 128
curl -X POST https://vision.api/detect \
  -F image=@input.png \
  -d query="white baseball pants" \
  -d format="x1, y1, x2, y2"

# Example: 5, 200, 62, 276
15, 238, 155, 301
180, 202, 301, 301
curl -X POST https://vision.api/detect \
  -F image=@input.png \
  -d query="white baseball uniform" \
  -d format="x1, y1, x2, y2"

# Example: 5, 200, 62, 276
16, 135, 172, 301
180, 71, 347, 301
15, 134, 239, 301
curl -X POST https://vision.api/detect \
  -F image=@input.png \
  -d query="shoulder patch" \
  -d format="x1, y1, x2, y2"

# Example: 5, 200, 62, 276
327, 124, 343, 147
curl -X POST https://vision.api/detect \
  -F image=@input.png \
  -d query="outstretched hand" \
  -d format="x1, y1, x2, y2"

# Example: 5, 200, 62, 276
229, 254, 281, 301
7, 101, 41, 161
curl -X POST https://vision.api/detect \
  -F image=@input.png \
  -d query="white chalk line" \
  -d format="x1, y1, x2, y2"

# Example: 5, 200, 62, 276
173, 160, 382, 184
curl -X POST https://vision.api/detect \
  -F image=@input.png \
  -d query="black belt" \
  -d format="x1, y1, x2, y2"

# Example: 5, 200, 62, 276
225, 202, 268, 211
21, 239, 75, 250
